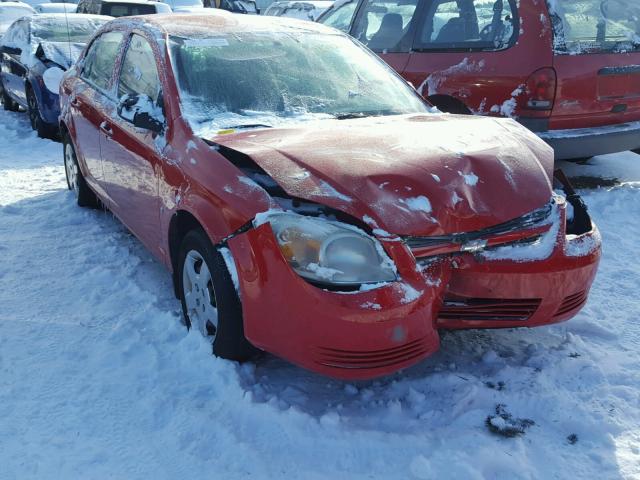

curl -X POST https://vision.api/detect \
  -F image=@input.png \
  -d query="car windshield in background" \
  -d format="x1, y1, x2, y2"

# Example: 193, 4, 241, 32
169, 31, 428, 136
548, 0, 640, 54
32, 17, 109, 43
0, 6, 34, 32
318, 0, 357, 32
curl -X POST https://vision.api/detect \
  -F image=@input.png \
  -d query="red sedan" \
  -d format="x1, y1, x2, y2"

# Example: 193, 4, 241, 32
60, 13, 601, 379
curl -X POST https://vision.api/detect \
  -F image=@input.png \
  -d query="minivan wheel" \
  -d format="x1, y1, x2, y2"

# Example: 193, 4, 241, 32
177, 229, 257, 361
63, 135, 98, 208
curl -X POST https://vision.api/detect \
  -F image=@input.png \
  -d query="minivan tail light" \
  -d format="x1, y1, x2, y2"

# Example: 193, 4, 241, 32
524, 68, 557, 110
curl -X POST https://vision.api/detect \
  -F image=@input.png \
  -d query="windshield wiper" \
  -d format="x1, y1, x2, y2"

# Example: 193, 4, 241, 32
220, 123, 273, 130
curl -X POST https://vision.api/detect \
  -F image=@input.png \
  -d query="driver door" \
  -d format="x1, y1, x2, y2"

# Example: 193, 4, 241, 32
100, 33, 165, 256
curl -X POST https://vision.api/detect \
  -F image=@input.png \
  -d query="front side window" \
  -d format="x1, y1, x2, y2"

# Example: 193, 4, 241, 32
81, 31, 124, 91
117, 34, 161, 102
169, 31, 429, 137
351, 0, 420, 52
415, 0, 517, 51
547, 0, 640, 54
318, 0, 357, 32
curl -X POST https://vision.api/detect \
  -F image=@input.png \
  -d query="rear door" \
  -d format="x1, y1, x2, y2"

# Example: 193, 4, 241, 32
349, 0, 423, 72
547, 0, 640, 130
402, 0, 545, 116
71, 30, 125, 200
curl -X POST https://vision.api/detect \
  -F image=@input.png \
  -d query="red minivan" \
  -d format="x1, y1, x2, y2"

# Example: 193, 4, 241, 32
319, 0, 640, 159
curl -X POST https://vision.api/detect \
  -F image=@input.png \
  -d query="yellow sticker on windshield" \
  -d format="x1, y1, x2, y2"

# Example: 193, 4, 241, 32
217, 129, 236, 135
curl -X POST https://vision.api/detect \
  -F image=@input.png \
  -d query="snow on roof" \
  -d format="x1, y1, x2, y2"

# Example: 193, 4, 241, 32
0, 1, 36, 10
107, 10, 338, 37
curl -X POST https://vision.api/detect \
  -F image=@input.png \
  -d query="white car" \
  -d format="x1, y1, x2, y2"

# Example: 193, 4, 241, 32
0, 1, 35, 37
263, 0, 332, 21
34, 2, 77, 12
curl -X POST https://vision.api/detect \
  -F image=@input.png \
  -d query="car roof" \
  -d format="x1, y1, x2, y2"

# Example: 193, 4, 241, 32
108, 11, 337, 36
0, 1, 36, 9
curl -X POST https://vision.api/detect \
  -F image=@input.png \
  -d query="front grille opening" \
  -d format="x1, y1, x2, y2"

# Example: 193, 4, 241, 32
438, 297, 541, 322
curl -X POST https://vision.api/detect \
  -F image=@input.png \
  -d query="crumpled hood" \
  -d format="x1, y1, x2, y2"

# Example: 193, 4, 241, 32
37, 41, 84, 69
211, 114, 555, 237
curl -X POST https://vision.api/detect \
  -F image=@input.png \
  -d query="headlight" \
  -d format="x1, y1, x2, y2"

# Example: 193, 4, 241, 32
256, 212, 398, 286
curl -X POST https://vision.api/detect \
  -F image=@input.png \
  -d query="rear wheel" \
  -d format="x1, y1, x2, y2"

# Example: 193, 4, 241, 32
27, 88, 56, 139
63, 135, 98, 208
177, 229, 256, 361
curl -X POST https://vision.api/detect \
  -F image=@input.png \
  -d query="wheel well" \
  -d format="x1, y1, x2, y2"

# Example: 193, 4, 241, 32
59, 121, 69, 139
427, 94, 473, 115
168, 210, 204, 296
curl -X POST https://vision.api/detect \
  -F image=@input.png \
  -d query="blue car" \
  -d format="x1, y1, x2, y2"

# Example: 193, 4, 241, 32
0, 14, 110, 137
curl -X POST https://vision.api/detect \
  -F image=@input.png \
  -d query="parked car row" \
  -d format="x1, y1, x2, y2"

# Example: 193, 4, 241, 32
15, 11, 597, 380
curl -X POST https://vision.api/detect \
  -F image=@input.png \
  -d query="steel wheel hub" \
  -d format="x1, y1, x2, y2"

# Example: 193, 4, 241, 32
182, 250, 218, 341
64, 144, 78, 194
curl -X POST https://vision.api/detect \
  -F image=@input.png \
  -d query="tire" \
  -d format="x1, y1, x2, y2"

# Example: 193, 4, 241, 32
63, 134, 98, 208
2, 87, 19, 112
177, 229, 257, 361
27, 88, 56, 139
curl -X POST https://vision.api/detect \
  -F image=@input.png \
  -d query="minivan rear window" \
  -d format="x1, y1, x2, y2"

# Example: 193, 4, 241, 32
547, 0, 640, 54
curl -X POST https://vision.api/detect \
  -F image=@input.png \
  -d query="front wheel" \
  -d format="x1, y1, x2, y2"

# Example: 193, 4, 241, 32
177, 229, 257, 361
63, 135, 98, 208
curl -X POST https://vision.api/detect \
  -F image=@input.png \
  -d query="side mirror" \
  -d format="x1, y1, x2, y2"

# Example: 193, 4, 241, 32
1, 45, 22, 56
117, 93, 165, 134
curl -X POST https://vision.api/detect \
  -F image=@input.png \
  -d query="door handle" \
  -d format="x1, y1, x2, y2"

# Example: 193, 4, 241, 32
100, 121, 113, 137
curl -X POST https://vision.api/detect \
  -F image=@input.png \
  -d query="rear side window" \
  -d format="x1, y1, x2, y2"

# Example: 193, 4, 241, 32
117, 34, 161, 102
319, 0, 357, 32
547, 0, 640, 54
102, 3, 157, 16
414, 0, 517, 51
351, 0, 420, 52
81, 31, 125, 91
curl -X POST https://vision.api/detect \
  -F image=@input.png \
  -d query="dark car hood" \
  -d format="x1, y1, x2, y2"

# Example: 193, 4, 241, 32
210, 114, 554, 237
37, 41, 84, 69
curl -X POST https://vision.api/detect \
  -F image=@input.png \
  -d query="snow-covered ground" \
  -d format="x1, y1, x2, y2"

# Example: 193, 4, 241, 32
0, 107, 639, 479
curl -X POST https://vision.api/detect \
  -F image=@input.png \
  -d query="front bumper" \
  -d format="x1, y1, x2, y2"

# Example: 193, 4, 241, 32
521, 117, 640, 160
227, 200, 601, 380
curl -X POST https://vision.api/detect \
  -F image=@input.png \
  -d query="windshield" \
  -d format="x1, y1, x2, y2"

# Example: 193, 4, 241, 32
169, 31, 428, 136
547, 0, 640, 54
0, 7, 34, 32
32, 17, 109, 43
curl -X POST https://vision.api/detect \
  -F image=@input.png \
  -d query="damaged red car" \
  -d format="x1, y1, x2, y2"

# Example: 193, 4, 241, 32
60, 13, 601, 379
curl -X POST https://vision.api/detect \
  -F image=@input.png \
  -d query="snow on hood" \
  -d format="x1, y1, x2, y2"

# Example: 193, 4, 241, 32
210, 114, 555, 237
38, 41, 84, 69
